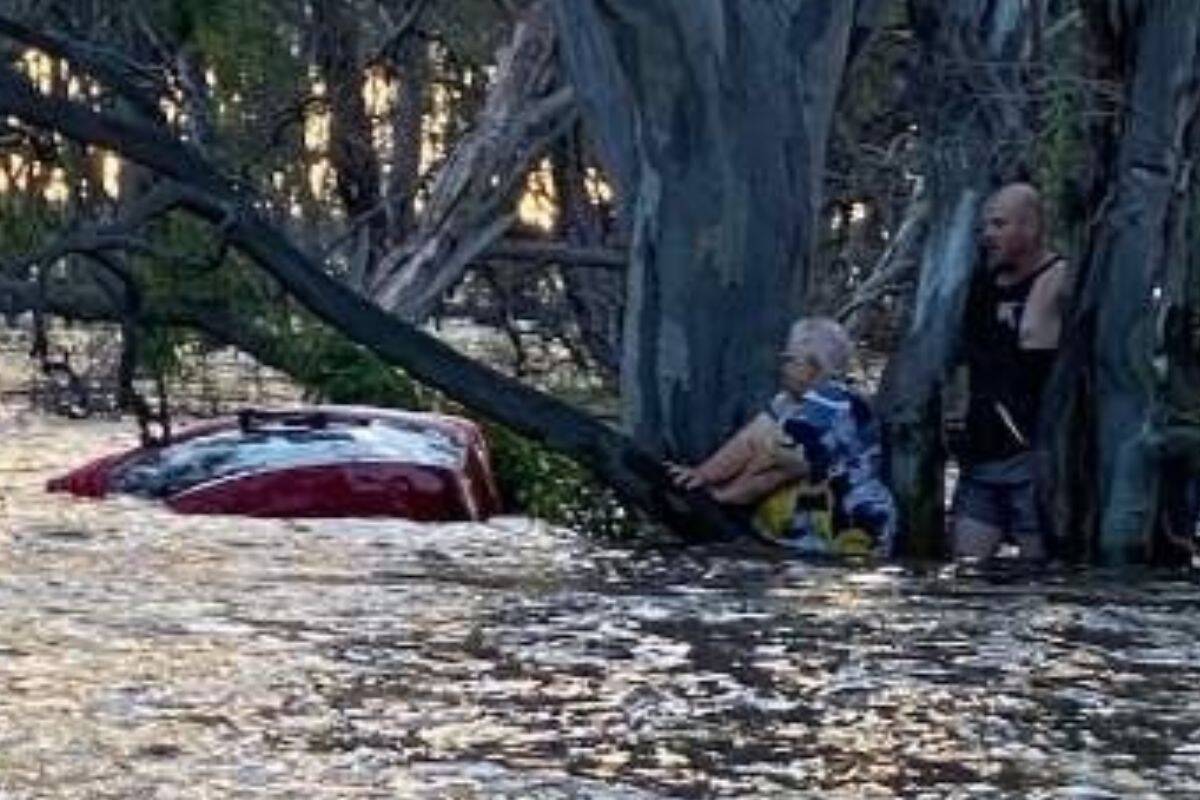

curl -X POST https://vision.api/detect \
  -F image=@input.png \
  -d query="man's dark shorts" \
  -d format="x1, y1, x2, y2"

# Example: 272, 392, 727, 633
952, 452, 1041, 543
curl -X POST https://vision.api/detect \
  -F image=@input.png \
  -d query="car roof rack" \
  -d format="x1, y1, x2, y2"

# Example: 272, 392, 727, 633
237, 408, 331, 433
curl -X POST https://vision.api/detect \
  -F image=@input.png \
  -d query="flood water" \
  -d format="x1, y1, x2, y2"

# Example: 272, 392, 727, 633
1, 412, 1199, 798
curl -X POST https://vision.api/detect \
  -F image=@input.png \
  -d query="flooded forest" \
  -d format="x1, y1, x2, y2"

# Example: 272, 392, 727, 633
0, 0, 1199, 797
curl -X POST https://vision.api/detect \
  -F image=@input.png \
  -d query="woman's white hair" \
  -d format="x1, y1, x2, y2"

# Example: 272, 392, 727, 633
783, 317, 854, 377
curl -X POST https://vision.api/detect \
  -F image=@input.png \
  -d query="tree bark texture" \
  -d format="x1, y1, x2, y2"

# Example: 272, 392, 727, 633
385, 33, 427, 245
876, 0, 1036, 558
551, 0, 637, 225
1068, 0, 1200, 563
556, 0, 856, 462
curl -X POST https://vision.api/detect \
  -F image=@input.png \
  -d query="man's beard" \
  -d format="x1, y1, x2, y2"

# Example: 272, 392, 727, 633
987, 251, 1017, 273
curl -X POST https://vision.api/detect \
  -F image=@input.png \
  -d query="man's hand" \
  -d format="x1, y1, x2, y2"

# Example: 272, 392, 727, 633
942, 413, 967, 458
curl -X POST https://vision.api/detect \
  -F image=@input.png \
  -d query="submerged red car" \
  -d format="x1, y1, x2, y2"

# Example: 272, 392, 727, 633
47, 406, 502, 521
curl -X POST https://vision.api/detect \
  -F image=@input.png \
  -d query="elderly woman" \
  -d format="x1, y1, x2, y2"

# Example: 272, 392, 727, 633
667, 317, 896, 556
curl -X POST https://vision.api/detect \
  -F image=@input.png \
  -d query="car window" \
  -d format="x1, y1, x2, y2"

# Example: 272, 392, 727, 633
111, 420, 464, 498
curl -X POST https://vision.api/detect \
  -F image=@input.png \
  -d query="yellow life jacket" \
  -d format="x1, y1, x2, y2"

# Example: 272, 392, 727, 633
752, 481, 874, 556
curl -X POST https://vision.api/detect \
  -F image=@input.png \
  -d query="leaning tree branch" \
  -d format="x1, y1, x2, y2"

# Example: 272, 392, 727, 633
371, 85, 579, 317
369, 1, 579, 320
0, 181, 190, 280
0, 55, 748, 543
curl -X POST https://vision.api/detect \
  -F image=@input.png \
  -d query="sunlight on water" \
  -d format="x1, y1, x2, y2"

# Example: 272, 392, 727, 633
0, 409, 1199, 798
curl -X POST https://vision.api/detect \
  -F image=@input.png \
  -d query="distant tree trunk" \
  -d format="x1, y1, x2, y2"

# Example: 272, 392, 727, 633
556, 0, 857, 461
385, 33, 427, 245
311, 0, 386, 280
551, 122, 622, 375
876, 0, 1037, 558
1052, 0, 1200, 564
549, 0, 637, 227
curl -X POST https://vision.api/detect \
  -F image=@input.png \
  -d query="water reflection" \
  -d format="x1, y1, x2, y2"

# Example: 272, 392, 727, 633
0, 412, 1198, 798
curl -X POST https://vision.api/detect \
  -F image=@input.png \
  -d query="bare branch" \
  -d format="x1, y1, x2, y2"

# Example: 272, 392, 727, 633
0, 182, 194, 281
369, 2, 577, 318
481, 239, 626, 270
371, 0, 435, 64
837, 191, 930, 329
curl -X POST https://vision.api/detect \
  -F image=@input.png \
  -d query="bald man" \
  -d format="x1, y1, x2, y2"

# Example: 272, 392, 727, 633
948, 183, 1070, 561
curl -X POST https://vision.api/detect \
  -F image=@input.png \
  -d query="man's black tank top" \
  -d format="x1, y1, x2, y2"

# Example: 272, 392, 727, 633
961, 258, 1062, 465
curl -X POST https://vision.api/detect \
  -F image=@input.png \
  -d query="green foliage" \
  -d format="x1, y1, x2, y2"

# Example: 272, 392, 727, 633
485, 423, 642, 539
139, 325, 187, 378
0, 189, 62, 258
1034, 74, 1088, 246
136, 216, 243, 301
292, 324, 424, 409
174, 0, 301, 97
1030, 10, 1093, 251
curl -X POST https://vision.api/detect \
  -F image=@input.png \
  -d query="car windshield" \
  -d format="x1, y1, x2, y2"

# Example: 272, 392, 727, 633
111, 419, 465, 499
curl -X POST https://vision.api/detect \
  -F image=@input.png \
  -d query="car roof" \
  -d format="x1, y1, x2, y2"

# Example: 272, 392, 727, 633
110, 410, 469, 499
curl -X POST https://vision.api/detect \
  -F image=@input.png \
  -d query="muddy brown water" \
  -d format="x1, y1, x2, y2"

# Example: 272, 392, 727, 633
0, 412, 1198, 798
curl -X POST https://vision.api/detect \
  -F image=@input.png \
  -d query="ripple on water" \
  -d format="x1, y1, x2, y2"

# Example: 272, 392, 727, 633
0, 413, 1199, 797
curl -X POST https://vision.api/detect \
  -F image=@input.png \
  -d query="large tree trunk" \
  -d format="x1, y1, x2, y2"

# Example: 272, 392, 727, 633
876, 0, 1036, 558
556, 0, 857, 462
1063, 0, 1200, 563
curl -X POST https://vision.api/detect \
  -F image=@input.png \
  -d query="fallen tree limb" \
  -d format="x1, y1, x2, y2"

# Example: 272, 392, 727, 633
0, 52, 747, 542
836, 189, 930, 332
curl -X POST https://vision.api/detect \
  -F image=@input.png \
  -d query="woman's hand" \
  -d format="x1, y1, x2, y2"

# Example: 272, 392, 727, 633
665, 462, 707, 490
769, 430, 809, 474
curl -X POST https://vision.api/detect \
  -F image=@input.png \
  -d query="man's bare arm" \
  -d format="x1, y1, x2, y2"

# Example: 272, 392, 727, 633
1022, 259, 1069, 349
